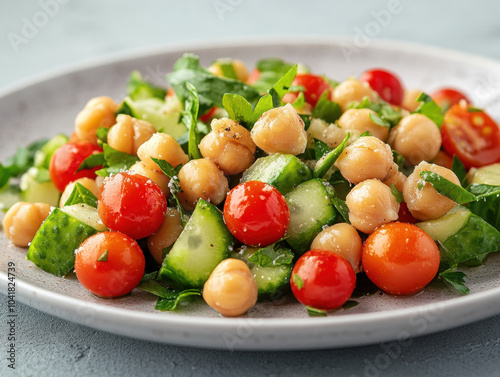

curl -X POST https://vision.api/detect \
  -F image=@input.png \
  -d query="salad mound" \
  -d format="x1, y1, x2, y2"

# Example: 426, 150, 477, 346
1, 54, 500, 317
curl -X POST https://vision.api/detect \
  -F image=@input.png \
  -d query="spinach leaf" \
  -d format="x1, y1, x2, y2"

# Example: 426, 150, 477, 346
87, 144, 139, 177
439, 269, 469, 295
451, 155, 469, 188
248, 243, 294, 267
137, 279, 201, 312
419, 171, 477, 204
127, 70, 167, 101
63, 183, 98, 208
181, 82, 203, 160
314, 133, 350, 178
311, 91, 342, 124
252, 58, 296, 93
467, 184, 500, 230
414, 92, 444, 127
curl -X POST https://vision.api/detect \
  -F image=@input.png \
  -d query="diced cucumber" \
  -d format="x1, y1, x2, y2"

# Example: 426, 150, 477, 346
285, 178, 338, 255
241, 154, 312, 195
416, 206, 500, 267
122, 96, 187, 139
232, 247, 292, 299
61, 204, 107, 232
158, 199, 233, 288
0, 185, 22, 212
20, 167, 60, 207
470, 163, 500, 185
34, 134, 69, 169
27, 207, 100, 276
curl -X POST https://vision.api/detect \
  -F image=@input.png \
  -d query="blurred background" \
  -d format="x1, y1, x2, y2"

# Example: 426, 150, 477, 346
1, 1, 500, 376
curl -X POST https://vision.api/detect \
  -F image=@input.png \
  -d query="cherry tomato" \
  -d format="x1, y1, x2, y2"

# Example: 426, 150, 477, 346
359, 69, 404, 106
49, 142, 102, 192
199, 106, 218, 123
75, 231, 145, 298
431, 88, 469, 112
290, 73, 331, 107
246, 68, 261, 85
290, 249, 356, 311
362, 222, 440, 295
397, 202, 418, 224
441, 102, 500, 168
223, 181, 290, 247
98, 172, 167, 239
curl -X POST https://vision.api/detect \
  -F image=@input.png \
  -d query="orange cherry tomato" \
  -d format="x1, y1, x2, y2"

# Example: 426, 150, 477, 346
362, 222, 440, 295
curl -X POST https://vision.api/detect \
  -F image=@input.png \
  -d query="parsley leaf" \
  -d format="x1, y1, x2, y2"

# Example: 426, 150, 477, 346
331, 195, 350, 223
94, 144, 140, 177
390, 184, 404, 203
419, 171, 477, 204
452, 155, 469, 188
64, 183, 98, 208
467, 184, 500, 230
311, 91, 342, 124
314, 133, 350, 178
414, 92, 444, 127
214, 59, 238, 80
306, 306, 327, 317
252, 58, 295, 93
314, 139, 331, 160
353, 97, 402, 128
292, 274, 304, 290
127, 70, 167, 101
181, 82, 205, 160
137, 279, 201, 312
439, 269, 469, 295
248, 243, 294, 267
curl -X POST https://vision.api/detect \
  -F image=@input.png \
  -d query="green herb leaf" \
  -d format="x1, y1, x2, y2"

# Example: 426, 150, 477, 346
96, 127, 110, 145
390, 184, 404, 203
343, 300, 359, 309
33, 168, 51, 183
314, 132, 350, 178
354, 98, 402, 128
331, 196, 350, 223
137, 279, 201, 312
222, 93, 254, 126
77, 153, 105, 172
306, 306, 327, 317
369, 112, 390, 128
97, 250, 108, 262
248, 243, 294, 267
181, 82, 205, 160
439, 269, 469, 295
292, 91, 305, 110
292, 274, 304, 290
314, 138, 331, 160
468, 106, 483, 113
467, 184, 500, 230
150, 157, 182, 178
452, 155, 469, 188
311, 91, 342, 124
252, 58, 295, 94
127, 70, 167, 101
414, 92, 444, 127
215, 59, 238, 80
419, 171, 477, 204
115, 100, 134, 117
95, 144, 140, 177
63, 183, 98, 208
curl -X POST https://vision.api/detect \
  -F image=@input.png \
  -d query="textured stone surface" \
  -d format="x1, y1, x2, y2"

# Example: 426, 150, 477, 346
1, 0, 500, 375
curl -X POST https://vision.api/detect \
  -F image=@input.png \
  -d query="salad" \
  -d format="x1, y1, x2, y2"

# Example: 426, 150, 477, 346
1, 53, 500, 317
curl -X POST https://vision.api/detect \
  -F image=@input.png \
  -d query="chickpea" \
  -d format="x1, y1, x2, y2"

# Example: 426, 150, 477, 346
402, 89, 423, 112
332, 78, 378, 112
311, 223, 362, 273
177, 159, 229, 211
208, 59, 249, 82
199, 118, 256, 175
251, 103, 307, 155
403, 162, 460, 221
337, 108, 389, 141
432, 150, 453, 170
129, 161, 170, 197
203, 258, 258, 317
59, 177, 100, 207
307, 118, 347, 148
147, 208, 183, 264
75, 96, 118, 145
383, 170, 407, 192
137, 132, 188, 171
346, 179, 400, 234
388, 114, 442, 165
2, 202, 51, 247
334, 136, 395, 184
107, 114, 156, 155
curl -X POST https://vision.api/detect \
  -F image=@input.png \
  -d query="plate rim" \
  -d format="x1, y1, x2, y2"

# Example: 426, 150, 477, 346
2, 35, 500, 349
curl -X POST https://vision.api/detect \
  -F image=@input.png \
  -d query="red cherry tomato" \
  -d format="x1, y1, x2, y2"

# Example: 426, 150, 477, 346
98, 172, 167, 239
49, 142, 102, 192
441, 103, 500, 169
290, 249, 356, 311
246, 68, 261, 85
223, 181, 290, 247
199, 106, 218, 123
290, 73, 331, 107
359, 69, 404, 106
75, 231, 145, 298
362, 222, 440, 296
397, 202, 418, 224
431, 88, 469, 112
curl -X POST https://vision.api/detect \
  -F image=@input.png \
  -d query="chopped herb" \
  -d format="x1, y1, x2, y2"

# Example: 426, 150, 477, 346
343, 300, 359, 309
369, 112, 390, 128
439, 269, 469, 295
419, 171, 477, 204
468, 106, 483, 113
311, 91, 342, 124
97, 250, 108, 262
64, 183, 98, 208
215, 59, 238, 80
390, 184, 404, 203
94, 144, 140, 177
306, 306, 327, 317
137, 279, 201, 312
96, 127, 110, 145
181, 82, 204, 160
127, 70, 167, 101
414, 92, 444, 127
248, 243, 294, 267
291, 91, 305, 110
452, 155, 469, 188
314, 133, 350, 178
292, 274, 304, 290
353, 97, 402, 128
314, 138, 331, 160
331, 196, 350, 224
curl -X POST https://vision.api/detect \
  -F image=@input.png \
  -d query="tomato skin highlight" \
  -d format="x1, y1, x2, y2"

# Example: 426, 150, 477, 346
49, 142, 103, 192
362, 222, 440, 296
359, 69, 404, 106
431, 88, 469, 112
98, 172, 167, 240
75, 231, 145, 298
441, 103, 500, 169
290, 73, 331, 107
291, 249, 356, 311
223, 181, 290, 247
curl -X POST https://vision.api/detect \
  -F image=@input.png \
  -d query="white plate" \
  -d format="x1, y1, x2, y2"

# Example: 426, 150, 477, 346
1, 37, 500, 351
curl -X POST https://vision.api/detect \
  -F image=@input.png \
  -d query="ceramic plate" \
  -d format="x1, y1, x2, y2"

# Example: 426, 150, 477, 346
1, 37, 500, 350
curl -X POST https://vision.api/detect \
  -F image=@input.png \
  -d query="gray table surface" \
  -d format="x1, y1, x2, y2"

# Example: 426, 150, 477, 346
1, 1, 500, 376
